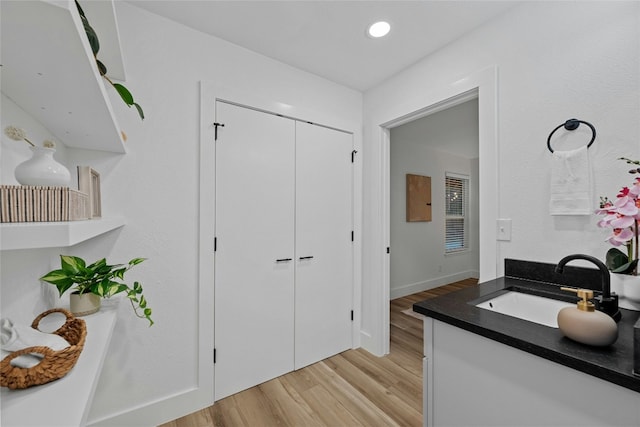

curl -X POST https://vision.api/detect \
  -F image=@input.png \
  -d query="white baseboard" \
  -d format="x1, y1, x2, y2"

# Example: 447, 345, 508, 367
87, 386, 213, 427
359, 329, 386, 357
390, 270, 479, 300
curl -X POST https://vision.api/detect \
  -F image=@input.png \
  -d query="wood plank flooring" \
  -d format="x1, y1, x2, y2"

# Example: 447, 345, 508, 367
160, 278, 478, 427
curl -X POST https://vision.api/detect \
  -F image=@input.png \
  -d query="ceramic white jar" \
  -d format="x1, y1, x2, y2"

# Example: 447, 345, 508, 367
14, 146, 71, 186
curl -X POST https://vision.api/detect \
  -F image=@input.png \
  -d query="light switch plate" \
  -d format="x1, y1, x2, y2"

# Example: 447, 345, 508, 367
497, 219, 512, 241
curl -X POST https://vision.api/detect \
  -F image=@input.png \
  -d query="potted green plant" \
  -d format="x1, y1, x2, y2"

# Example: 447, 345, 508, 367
40, 255, 153, 325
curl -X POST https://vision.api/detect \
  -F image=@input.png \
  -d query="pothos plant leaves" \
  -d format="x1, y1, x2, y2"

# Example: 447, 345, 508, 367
113, 83, 134, 105
75, 0, 144, 121
96, 59, 107, 76
75, 1, 99, 56
133, 103, 145, 120
82, 19, 100, 56
113, 84, 145, 120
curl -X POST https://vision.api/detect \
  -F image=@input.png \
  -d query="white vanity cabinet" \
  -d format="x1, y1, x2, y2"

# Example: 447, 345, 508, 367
422, 317, 640, 426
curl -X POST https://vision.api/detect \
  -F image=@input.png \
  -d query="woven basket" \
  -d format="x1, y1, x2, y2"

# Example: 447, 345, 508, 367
0, 308, 86, 390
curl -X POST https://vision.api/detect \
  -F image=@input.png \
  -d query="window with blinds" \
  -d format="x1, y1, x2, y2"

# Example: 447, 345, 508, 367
445, 173, 469, 253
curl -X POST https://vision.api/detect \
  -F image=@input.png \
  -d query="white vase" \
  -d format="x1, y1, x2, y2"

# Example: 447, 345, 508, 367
14, 146, 71, 186
609, 273, 640, 311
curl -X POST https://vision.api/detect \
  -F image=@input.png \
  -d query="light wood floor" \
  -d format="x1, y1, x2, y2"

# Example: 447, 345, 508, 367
160, 278, 478, 427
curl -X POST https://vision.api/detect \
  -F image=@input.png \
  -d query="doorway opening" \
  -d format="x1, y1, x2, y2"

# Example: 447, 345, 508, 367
388, 97, 480, 301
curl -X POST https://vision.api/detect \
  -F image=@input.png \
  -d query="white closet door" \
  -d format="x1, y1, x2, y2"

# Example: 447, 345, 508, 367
294, 121, 353, 369
214, 102, 295, 400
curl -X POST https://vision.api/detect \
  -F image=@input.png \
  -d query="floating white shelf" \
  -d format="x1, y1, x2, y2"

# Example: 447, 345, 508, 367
0, 0, 127, 153
0, 217, 126, 251
0, 305, 119, 427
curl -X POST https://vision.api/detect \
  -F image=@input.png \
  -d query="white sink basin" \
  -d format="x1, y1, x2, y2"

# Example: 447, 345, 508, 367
475, 291, 574, 328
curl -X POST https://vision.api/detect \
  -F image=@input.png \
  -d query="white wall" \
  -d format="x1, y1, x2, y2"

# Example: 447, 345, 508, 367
361, 1, 640, 356
1, 2, 362, 425
389, 100, 479, 299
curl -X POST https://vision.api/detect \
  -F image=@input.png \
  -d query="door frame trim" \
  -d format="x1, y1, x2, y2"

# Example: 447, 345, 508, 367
363, 66, 499, 356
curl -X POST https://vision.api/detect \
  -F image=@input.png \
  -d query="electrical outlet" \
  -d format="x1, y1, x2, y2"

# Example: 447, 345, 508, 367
497, 219, 512, 241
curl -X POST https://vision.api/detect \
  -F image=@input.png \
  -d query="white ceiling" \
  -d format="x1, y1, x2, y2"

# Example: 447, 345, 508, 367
126, 1, 516, 92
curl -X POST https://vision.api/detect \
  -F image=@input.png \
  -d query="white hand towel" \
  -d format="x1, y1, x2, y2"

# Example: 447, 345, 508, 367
0, 349, 42, 369
549, 145, 592, 215
1, 318, 69, 368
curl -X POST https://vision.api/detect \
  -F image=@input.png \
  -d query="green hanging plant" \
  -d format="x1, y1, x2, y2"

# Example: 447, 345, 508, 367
40, 255, 154, 326
75, 1, 144, 121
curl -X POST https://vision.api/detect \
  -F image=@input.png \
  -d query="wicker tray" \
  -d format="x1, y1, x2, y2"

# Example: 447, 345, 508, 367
0, 308, 86, 389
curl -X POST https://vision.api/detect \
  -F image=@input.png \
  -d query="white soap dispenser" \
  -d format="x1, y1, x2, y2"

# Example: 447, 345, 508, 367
557, 287, 618, 346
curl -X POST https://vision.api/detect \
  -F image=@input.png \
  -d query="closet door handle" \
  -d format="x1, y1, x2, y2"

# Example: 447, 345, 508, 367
299, 256, 314, 260
276, 258, 292, 262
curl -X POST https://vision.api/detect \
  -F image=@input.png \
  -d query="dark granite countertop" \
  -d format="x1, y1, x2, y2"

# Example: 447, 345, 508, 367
413, 260, 640, 394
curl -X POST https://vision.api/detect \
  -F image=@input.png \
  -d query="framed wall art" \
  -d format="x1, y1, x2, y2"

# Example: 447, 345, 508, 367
406, 173, 432, 222
78, 166, 101, 218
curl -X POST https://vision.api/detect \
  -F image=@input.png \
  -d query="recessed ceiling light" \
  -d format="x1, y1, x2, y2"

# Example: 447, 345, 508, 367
367, 21, 391, 38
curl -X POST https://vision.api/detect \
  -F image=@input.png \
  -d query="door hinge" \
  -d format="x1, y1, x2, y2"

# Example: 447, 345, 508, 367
214, 348, 217, 364
351, 231, 354, 242
386, 247, 390, 254
351, 310, 354, 321
214, 237, 217, 252
351, 150, 358, 163
213, 122, 225, 141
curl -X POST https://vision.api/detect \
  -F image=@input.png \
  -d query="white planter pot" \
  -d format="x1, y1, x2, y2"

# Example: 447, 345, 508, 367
69, 293, 101, 316
610, 273, 640, 311
14, 146, 71, 186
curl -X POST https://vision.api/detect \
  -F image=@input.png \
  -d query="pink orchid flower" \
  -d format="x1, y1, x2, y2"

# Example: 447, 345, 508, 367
614, 194, 639, 216
595, 159, 640, 275
606, 227, 635, 246
629, 178, 640, 197
611, 214, 635, 228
